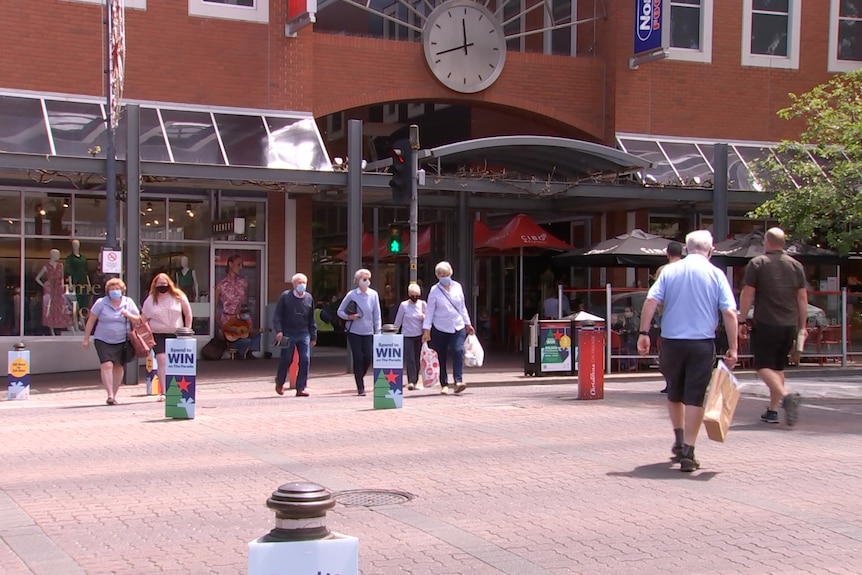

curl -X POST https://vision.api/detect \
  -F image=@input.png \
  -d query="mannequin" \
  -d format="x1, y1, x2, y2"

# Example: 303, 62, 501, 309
35, 249, 72, 335
176, 255, 199, 302
65, 238, 91, 322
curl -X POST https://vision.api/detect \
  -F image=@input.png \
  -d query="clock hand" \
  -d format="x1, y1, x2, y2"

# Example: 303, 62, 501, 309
435, 42, 474, 56
462, 19, 468, 55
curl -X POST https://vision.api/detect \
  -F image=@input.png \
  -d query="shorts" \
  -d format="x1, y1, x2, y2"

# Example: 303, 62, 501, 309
659, 338, 715, 407
94, 339, 130, 365
152, 333, 170, 355
751, 322, 796, 371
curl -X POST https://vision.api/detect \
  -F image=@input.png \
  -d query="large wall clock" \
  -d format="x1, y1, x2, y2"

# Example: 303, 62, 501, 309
422, 0, 507, 94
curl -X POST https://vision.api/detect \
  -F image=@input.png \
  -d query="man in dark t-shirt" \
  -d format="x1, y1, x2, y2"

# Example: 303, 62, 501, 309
738, 228, 807, 426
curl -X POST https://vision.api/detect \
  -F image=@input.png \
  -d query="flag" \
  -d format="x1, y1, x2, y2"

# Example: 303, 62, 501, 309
109, 0, 126, 130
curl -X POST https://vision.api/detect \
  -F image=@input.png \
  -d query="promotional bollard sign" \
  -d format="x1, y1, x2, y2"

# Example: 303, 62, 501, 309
540, 321, 574, 373
373, 333, 403, 409
247, 533, 359, 575
145, 350, 161, 396
577, 328, 605, 400
164, 338, 196, 419
7, 349, 30, 400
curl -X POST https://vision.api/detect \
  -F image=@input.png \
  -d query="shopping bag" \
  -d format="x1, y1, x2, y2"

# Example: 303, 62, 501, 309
702, 360, 741, 442
420, 342, 440, 387
464, 334, 485, 367
128, 320, 156, 358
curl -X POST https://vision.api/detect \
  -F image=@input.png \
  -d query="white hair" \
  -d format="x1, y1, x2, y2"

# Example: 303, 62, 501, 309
685, 230, 714, 255
354, 268, 371, 281
434, 261, 453, 277
291, 273, 307, 284
408, 283, 421, 295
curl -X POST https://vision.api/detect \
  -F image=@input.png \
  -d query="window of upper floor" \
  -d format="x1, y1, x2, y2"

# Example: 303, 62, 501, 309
64, 0, 147, 8
503, 0, 526, 52
663, 0, 713, 63
741, 0, 801, 69
829, 0, 862, 72
189, 0, 269, 23
543, 0, 577, 56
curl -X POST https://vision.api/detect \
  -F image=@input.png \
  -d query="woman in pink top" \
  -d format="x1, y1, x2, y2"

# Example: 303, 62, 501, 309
141, 273, 193, 401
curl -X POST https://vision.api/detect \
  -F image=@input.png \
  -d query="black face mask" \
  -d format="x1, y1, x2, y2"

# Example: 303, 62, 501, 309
156, 285, 169, 294
409, 296, 419, 302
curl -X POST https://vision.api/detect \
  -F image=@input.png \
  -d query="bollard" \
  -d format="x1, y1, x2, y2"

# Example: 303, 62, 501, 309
165, 327, 196, 419
145, 349, 161, 396
7, 342, 30, 400
577, 322, 605, 400
373, 324, 403, 409
247, 482, 358, 574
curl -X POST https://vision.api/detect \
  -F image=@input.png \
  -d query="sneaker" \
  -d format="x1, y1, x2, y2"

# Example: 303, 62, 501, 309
679, 445, 700, 473
440, 386, 450, 395
670, 444, 683, 463
454, 382, 467, 394
407, 383, 415, 391
760, 409, 779, 424
782, 393, 801, 427
414, 382, 424, 390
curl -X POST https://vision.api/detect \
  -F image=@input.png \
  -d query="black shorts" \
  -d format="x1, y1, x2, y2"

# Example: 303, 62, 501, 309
659, 338, 715, 407
152, 333, 170, 355
751, 322, 796, 371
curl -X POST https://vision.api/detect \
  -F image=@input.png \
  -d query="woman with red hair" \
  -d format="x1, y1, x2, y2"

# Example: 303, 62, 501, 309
141, 273, 193, 400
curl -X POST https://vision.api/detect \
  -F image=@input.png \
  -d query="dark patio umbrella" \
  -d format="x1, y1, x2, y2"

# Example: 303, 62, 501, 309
712, 231, 842, 265
554, 229, 672, 267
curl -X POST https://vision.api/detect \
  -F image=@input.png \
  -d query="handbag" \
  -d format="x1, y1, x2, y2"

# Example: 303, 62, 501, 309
129, 320, 156, 358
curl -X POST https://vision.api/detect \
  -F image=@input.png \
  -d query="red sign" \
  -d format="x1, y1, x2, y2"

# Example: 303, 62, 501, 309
577, 328, 604, 400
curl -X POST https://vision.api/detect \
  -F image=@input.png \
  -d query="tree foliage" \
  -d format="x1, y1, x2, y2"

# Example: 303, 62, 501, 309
751, 68, 862, 255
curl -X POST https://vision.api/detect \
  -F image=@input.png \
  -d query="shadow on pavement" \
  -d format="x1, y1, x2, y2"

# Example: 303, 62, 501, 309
607, 461, 719, 481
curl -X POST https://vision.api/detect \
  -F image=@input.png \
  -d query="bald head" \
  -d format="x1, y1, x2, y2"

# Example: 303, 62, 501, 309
765, 227, 786, 250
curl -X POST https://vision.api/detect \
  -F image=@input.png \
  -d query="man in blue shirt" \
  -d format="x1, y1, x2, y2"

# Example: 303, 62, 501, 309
273, 272, 317, 397
637, 230, 738, 472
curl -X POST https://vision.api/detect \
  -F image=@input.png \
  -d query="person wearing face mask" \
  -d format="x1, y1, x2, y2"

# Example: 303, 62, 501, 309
613, 305, 641, 371
337, 268, 382, 396
422, 261, 474, 395
393, 283, 426, 391
141, 273, 193, 400
273, 273, 317, 397
81, 278, 142, 405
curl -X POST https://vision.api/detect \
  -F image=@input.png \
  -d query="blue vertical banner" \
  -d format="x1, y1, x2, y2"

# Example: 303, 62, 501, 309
7, 350, 30, 400
634, 0, 664, 55
164, 338, 196, 419
372, 333, 403, 409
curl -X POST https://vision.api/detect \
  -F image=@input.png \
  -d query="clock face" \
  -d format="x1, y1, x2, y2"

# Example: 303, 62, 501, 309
422, 0, 507, 94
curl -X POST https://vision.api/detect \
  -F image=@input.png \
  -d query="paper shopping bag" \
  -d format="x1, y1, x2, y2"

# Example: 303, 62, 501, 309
702, 360, 741, 442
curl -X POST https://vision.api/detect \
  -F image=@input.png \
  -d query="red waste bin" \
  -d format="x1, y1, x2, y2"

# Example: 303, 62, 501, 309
578, 325, 604, 400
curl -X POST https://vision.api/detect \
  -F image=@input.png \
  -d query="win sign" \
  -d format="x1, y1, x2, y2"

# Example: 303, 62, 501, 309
372, 333, 403, 410
165, 338, 197, 419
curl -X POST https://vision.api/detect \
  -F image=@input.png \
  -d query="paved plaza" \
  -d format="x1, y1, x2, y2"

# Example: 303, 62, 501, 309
2, 352, 861, 574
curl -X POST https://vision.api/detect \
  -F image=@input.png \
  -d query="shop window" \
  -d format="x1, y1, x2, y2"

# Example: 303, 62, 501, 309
0, 226, 21, 337
326, 112, 344, 141
25, 194, 72, 237
543, 0, 576, 56
829, 0, 862, 72
0, 190, 22, 235
141, 243, 211, 335
73, 194, 117, 239
215, 199, 265, 242
141, 199, 168, 240
190, 0, 268, 23
649, 215, 687, 240
742, 0, 801, 69
664, 0, 714, 63
168, 199, 211, 241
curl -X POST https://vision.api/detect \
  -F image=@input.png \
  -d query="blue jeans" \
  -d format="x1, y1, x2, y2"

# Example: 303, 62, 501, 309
430, 327, 466, 386
276, 333, 311, 391
231, 334, 261, 358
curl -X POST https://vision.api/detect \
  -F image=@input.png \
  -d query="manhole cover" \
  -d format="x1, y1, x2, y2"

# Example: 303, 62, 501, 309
332, 489, 414, 507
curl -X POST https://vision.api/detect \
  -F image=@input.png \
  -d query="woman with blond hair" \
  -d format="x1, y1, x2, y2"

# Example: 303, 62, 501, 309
141, 273, 193, 401
81, 278, 141, 405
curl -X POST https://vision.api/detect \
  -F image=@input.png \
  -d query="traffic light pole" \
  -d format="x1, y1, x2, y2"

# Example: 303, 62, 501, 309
408, 125, 419, 285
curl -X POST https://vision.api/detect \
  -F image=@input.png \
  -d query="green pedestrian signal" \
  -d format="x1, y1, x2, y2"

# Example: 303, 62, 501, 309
388, 225, 402, 254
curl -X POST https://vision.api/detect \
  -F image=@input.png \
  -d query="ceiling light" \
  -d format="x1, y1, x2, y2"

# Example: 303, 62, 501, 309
145, 222, 151, 227
37, 205, 46, 216
146, 202, 153, 213
62, 198, 70, 208
186, 203, 195, 217
168, 217, 174, 223
153, 219, 160, 225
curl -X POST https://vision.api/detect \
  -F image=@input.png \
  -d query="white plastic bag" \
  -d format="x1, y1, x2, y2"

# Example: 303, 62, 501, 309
420, 342, 440, 387
464, 334, 485, 367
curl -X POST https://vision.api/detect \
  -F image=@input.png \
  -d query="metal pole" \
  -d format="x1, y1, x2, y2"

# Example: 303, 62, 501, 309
712, 143, 729, 242
123, 104, 141, 385
105, 0, 117, 248
841, 287, 848, 367
408, 125, 419, 285
346, 120, 363, 373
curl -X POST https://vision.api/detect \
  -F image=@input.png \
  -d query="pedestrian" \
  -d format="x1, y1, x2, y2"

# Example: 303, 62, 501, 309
393, 283, 425, 390
273, 273, 317, 397
337, 268, 381, 396
422, 261, 474, 395
612, 305, 640, 371
637, 230, 738, 472
140, 273, 193, 401
737, 227, 805, 426
655, 240, 684, 392
81, 278, 142, 406
542, 286, 571, 319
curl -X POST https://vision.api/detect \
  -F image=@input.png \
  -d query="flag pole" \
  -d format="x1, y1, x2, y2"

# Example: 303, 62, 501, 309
104, 0, 119, 249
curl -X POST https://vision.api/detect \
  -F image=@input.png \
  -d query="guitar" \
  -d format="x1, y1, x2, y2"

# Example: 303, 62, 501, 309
222, 316, 252, 342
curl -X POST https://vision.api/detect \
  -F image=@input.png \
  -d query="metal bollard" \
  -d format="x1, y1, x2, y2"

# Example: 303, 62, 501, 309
7, 342, 30, 400
248, 482, 358, 574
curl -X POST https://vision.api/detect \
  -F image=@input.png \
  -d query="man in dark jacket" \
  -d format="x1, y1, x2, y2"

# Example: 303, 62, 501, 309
273, 272, 317, 397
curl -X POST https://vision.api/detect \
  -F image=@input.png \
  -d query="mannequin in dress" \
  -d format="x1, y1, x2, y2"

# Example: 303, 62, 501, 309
65, 239, 91, 322
35, 249, 72, 335
176, 255, 199, 302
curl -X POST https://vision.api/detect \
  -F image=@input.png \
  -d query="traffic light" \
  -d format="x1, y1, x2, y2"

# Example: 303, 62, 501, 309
389, 140, 413, 204
388, 224, 403, 254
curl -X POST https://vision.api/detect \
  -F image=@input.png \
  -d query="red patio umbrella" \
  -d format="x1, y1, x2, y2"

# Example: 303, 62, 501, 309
473, 219, 495, 249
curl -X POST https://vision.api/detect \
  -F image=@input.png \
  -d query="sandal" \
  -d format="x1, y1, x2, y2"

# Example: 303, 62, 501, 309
106, 398, 117, 405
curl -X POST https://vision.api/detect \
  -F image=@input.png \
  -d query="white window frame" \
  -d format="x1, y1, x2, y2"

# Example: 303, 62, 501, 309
64, 0, 147, 8
663, 0, 713, 63
543, 0, 577, 56
828, 0, 862, 72
189, 0, 269, 24
741, 0, 801, 69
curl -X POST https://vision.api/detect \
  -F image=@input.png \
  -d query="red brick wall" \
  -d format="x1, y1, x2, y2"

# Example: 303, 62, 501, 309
266, 193, 314, 300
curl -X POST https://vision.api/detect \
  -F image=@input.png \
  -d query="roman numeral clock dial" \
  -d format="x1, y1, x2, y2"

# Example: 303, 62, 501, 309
422, 0, 507, 94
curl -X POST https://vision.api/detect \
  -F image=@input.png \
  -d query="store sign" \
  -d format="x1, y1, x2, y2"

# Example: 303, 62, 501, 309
286, 0, 317, 37
212, 218, 245, 235
634, 0, 663, 55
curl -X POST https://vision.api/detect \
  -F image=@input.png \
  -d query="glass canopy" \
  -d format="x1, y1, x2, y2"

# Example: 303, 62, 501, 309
0, 91, 332, 171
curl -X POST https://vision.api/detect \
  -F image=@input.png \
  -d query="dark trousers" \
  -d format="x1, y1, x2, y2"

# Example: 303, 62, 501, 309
346, 332, 373, 393
275, 332, 311, 391
403, 335, 422, 385
430, 327, 466, 386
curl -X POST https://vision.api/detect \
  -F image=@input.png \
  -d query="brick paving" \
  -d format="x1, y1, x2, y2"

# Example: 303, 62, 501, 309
1, 349, 861, 574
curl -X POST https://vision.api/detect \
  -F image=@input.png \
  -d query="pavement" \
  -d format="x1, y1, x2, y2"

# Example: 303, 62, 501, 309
2, 346, 861, 574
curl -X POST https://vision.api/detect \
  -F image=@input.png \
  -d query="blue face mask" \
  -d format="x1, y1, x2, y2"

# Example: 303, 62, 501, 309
108, 290, 123, 301
438, 276, 452, 286
295, 283, 307, 294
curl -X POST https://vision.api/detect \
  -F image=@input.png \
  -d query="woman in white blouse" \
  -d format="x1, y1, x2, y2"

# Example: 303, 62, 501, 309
421, 261, 474, 395
393, 283, 425, 390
